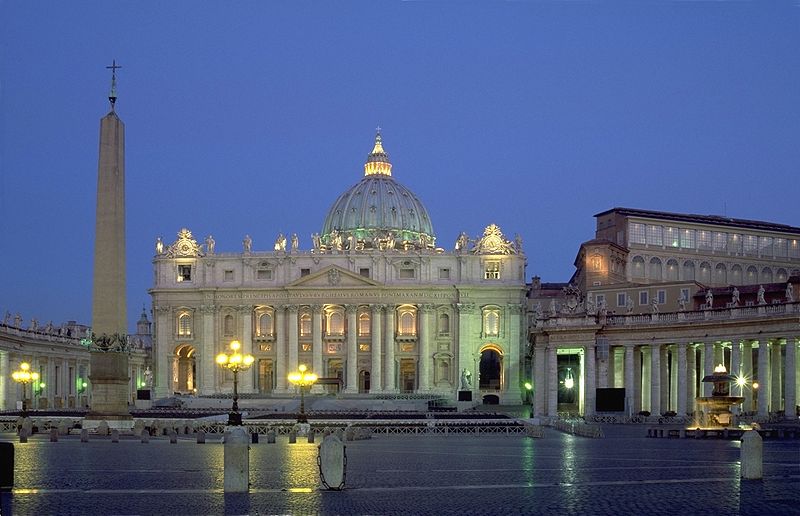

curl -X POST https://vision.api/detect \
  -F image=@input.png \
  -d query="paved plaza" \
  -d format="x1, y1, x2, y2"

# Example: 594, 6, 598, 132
1, 428, 799, 515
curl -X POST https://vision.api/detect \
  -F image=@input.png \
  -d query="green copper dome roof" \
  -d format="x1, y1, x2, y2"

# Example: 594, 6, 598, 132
320, 132, 436, 251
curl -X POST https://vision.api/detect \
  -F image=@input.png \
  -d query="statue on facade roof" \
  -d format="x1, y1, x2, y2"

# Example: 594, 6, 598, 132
786, 283, 794, 303
455, 232, 470, 252
705, 289, 713, 309
311, 232, 321, 251
205, 235, 215, 255
757, 285, 766, 305
651, 297, 659, 313
243, 234, 252, 253
291, 233, 299, 252
274, 233, 287, 252
731, 287, 740, 306
473, 224, 516, 255
626, 295, 634, 313
155, 236, 164, 255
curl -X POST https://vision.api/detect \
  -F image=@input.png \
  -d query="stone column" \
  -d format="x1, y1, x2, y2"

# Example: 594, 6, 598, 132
687, 344, 696, 413
757, 340, 770, 416
418, 305, 431, 391
597, 348, 609, 389
742, 340, 754, 412
533, 343, 546, 417
239, 306, 254, 393
547, 346, 558, 417
703, 342, 715, 397
731, 340, 741, 382
650, 343, 661, 416
199, 306, 215, 395
274, 307, 287, 393
584, 344, 596, 417
456, 303, 476, 393
344, 305, 358, 393
287, 306, 299, 381
384, 306, 396, 392
0, 350, 8, 411
660, 346, 670, 412
770, 341, 782, 411
633, 346, 642, 413
785, 337, 797, 417
677, 344, 688, 416
370, 305, 383, 393
505, 304, 523, 402
641, 347, 651, 412
154, 306, 172, 398
624, 344, 635, 416
312, 305, 323, 391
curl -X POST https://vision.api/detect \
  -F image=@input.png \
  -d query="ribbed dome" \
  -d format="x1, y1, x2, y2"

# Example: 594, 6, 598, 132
320, 132, 435, 251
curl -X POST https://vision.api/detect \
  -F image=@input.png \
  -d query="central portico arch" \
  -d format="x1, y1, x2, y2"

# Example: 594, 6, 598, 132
173, 344, 196, 394
478, 344, 504, 392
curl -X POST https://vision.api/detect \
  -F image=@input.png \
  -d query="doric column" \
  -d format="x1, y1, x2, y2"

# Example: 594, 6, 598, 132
785, 337, 797, 417
641, 347, 651, 412
370, 305, 383, 393
757, 340, 770, 416
533, 343, 546, 417
418, 305, 432, 391
287, 306, 299, 380
584, 344, 596, 417
456, 303, 476, 393
275, 306, 287, 393
633, 346, 642, 413
677, 344, 688, 416
312, 305, 323, 388
505, 304, 522, 402
200, 305, 216, 395
547, 346, 558, 417
624, 344, 635, 416
687, 343, 697, 414
154, 305, 172, 398
703, 342, 715, 397
384, 306, 396, 392
239, 305, 254, 393
0, 351, 9, 410
660, 346, 669, 412
344, 305, 358, 393
650, 343, 661, 416
741, 340, 754, 411
731, 340, 741, 382
771, 340, 782, 411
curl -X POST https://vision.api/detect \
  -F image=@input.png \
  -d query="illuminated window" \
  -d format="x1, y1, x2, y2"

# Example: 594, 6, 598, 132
300, 313, 312, 337
664, 227, 679, 247
680, 229, 696, 249
177, 312, 192, 336
731, 264, 742, 284
397, 309, 416, 336
683, 261, 695, 281
177, 265, 192, 282
790, 239, 800, 259
484, 260, 500, 280
712, 232, 727, 251
258, 313, 273, 337
646, 225, 663, 246
698, 262, 711, 283
223, 314, 234, 336
743, 235, 758, 255
629, 223, 646, 244
774, 238, 787, 258
728, 234, 743, 253
761, 267, 773, 283
358, 313, 370, 336
632, 256, 645, 278
715, 263, 727, 284
483, 308, 500, 337
777, 268, 788, 282
326, 311, 344, 336
666, 259, 679, 281
438, 313, 450, 335
591, 255, 602, 272
698, 231, 711, 250
759, 237, 773, 257
648, 257, 662, 280
746, 266, 758, 284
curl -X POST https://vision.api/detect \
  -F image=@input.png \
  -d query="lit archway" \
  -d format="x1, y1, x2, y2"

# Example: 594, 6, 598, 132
173, 344, 196, 394
479, 344, 503, 391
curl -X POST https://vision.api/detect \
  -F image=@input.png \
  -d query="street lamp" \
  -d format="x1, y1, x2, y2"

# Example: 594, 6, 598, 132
288, 364, 318, 423
216, 340, 254, 426
11, 362, 39, 418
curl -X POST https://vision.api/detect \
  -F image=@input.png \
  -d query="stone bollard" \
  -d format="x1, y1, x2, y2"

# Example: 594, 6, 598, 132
141, 429, 150, 444
197, 430, 206, 444
81, 429, 89, 443
266, 429, 276, 444
20, 418, 33, 437
49, 428, 59, 442
111, 430, 120, 443
223, 426, 250, 493
58, 422, 69, 436
18, 428, 28, 443
318, 434, 345, 490
169, 431, 178, 444
308, 430, 315, 443
741, 430, 763, 480
288, 429, 297, 444
97, 421, 110, 436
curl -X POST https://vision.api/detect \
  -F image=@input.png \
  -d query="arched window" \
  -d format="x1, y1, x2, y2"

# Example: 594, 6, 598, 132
398, 309, 416, 336
683, 261, 695, 281
632, 256, 645, 278
590, 255, 602, 272
698, 262, 711, 284
223, 314, 234, 336
761, 267, 773, 284
731, 265, 742, 285
746, 266, 758, 285
648, 257, 662, 281
438, 313, 450, 335
177, 312, 192, 336
258, 313, 273, 337
358, 313, 370, 336
776, 268, 788, 282
715, 263, 727, 285
483, 308, 500, 337
665, 259, 679, 281
300, 313, 312, 337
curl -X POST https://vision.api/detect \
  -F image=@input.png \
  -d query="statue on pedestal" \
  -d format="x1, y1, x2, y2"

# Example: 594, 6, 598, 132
460, 369, 472, 390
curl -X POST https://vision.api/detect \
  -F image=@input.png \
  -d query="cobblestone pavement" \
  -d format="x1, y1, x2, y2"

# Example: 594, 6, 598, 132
1, 428, 798, 515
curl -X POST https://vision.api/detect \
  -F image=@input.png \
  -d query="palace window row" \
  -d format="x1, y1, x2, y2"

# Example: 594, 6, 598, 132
631, 255, 794, 285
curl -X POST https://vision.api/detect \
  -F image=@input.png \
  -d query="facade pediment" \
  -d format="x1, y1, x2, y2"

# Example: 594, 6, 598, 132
285, 265, 382, 289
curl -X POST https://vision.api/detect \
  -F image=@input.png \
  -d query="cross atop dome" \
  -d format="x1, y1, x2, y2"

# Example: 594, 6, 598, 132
364, 128, 392, 176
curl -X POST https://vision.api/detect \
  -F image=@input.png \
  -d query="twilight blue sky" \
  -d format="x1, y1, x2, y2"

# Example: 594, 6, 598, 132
1, 1, 799, 332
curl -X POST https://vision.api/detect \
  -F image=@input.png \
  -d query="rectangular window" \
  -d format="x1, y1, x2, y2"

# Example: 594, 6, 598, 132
680, 229, 696, 249
595, 294, 606, 307
774, 238, 787, 258
177, 265, 192, 282
256, 269, 273, 280
664, 227, 679, 247
646, 225, 663, 246
697, 230, 711, 250
728, 234, 742, 254
712, 232, 727, 251
223, 270, 234, 282
680, 288, 690, 303
657, 290, 666, 304
300, 268, 311, 277
759, 236, 773, 257
484, 260, 500, 280
743, 235, 758, 255
790, 239, 800, 259
399, 268, 416, 279
629, 222, 646, 245
359, 268, 370, 278
438, 268, 451, 280
639, 291, 648, 306
617, 293, 627, 307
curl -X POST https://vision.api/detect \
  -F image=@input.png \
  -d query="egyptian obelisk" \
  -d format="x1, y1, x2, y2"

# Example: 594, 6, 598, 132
86, 60, 132, 426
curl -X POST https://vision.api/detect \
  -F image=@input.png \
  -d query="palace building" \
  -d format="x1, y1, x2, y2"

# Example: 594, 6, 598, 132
150, 132, 528, 404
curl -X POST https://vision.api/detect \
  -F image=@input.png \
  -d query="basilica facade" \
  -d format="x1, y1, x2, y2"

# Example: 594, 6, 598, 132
150, 133, 528, 403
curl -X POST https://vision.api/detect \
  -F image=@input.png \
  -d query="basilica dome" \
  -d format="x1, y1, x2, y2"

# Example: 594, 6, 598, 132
320, 132, 436, 251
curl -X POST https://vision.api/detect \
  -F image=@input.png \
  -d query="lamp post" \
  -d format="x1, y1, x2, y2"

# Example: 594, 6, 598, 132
288, 364, 318, 423
216, 340, 254, 426
11, 362, 39, 418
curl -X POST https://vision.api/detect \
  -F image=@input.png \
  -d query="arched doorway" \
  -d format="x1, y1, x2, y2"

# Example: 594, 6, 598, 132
174, 345, 196, 394
359, 370, 371, 393
479, 345, 503, 391
258, 359, 273, 394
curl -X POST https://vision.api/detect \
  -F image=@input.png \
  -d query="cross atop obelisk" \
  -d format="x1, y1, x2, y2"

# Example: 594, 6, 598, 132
106, 59, 121, 111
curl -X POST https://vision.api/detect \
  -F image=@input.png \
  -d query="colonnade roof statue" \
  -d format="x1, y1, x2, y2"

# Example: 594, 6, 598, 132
319, 130, 436, 252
